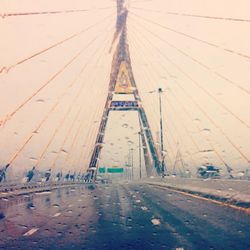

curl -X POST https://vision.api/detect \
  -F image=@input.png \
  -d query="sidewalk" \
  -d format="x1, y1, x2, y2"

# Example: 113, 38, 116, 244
146, 177, 250, 208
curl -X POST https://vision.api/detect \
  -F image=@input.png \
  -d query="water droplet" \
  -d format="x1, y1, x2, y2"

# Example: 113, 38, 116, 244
36, 99, 45, 102
151, 218, 161, 225
27, 202, 35, 210
0, 213, 5, 220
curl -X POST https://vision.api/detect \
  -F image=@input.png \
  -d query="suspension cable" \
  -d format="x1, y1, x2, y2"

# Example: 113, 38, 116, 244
1, 6, 115, 18
0, 13, 115, 74
129, 21, 250, 129
129, 33, 201, 169
128, 23, 250, 165
130, 11, 250, 60
6, 26, 113, 166
130, 17, 250, 95
50, 31, 113, 171
0, 20, 113, 128
130, 6, 250, 23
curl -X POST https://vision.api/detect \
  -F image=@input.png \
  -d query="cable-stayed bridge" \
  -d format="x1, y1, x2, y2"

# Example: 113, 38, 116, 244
0, 0, 250, 249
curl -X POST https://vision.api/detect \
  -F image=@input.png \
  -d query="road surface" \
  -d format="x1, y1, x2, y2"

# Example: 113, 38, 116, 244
0, 182, 249, 250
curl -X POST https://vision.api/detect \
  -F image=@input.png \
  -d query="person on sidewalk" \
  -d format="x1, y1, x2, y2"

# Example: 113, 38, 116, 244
56, 171, 63, 181
26, 166, 36, 182
0, 164, 10, 183
65, 171, 70, 181
44, 169, 51, 182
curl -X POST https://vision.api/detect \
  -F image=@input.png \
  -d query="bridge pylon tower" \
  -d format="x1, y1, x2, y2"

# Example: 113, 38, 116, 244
88, 0, 162, 179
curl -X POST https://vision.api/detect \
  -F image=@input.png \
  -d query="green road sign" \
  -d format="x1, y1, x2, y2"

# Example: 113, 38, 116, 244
98, 167, 106, 173
107, 168, 124, 173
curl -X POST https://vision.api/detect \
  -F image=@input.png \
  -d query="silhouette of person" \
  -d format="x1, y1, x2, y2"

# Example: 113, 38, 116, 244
65, 171, 70, 181
70, 172, 76, 181
56, 171, 62, 181
0, 164, 10, 183
26, 166, 36, 182
44, 169, 51, 182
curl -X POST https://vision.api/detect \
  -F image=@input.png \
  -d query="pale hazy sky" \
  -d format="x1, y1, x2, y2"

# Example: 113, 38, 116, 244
0, 0, 250, 177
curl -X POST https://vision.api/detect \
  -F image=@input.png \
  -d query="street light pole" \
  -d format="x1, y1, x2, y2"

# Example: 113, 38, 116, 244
138, 131, 142, 179
158, 88, 165, 177
130, 148, 134, 180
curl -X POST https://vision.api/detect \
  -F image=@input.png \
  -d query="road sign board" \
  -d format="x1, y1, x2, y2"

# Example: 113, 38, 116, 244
99, 167, 106, 173
107, 168, 124, 173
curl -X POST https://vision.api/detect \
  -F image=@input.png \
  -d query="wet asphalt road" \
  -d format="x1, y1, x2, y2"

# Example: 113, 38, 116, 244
0, 183, 249, 250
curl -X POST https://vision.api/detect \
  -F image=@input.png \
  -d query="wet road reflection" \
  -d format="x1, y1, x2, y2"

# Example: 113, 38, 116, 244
0, 183, 249, 250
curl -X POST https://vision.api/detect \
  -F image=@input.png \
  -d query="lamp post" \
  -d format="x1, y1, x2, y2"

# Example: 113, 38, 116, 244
138, 131, 142, 179
130, 148, 134, 180
158, 88, 165, 177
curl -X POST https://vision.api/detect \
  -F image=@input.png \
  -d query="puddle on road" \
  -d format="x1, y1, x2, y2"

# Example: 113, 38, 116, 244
53, 212, 61, 217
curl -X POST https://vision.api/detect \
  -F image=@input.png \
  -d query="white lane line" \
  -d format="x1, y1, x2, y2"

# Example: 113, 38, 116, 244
35, 191, 52, 195
53, 212, 61, 217
151, 218, 161, 225
23, 228, 39, 236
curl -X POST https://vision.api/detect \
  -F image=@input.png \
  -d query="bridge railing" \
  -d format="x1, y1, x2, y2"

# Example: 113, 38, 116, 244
0, 179, 93, 195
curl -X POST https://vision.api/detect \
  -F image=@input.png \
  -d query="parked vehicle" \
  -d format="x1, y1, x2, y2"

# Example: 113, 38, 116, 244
197, 165, 220, 178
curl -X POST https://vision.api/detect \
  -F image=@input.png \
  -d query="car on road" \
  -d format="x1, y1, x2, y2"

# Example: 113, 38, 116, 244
197, 165, 220, 178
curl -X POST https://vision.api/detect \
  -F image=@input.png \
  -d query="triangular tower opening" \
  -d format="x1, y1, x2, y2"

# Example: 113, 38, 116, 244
114, 61, 134, 94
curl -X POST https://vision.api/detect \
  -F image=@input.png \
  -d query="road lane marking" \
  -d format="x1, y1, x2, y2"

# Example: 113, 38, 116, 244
35, 191, 52, 195
23, 228, 39, 236
148, 184, 250, 214
53, 212, 61, 217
